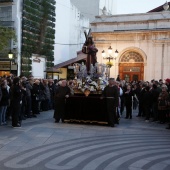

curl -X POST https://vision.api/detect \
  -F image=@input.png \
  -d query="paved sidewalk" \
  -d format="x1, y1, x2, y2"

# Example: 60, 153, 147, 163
0, 110, 170, 170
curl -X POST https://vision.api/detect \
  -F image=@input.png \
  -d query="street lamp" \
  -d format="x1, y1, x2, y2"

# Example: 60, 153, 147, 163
102, 46, 119, 61
8, 50, 13, 74
102, 46, 119, 77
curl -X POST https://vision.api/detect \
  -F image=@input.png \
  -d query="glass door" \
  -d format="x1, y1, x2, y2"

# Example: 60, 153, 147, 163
132, 74, 139, 81
124, 74, 130, 82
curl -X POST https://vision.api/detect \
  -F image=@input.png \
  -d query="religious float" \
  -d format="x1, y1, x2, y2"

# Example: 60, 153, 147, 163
64, 33, 114, 124
71, 32, 113, 96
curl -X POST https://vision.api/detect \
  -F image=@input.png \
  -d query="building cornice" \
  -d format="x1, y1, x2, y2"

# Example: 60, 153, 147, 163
91, 11, 170, 24
91, 29, 170, 34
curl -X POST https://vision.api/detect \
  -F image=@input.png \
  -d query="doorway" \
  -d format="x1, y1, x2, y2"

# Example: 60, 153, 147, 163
119, 63, 144, 82
119, 51, 144, 82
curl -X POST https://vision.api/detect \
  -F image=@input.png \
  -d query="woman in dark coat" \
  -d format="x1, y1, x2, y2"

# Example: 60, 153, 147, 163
31, 79, 41, 116
41, 79, 51, 111
10, 77, 23, 127
124, 84, 134, 119
158, 84, 169, 124
54, 80, 70, 123
0, 82, 10, 125
143, 86, 152, 122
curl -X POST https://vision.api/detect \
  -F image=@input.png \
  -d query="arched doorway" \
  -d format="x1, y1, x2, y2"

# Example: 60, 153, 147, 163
119, 51, 144, 82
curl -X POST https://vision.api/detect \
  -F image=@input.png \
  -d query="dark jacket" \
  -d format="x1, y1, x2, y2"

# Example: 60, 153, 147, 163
49, 83, 56, 99
151, 87, 160, 103
124, 90, 134, 106
31, 83, 41, 101
43, 84, 51, 100
0, 87, 10, 106
26, 82, 32, 97
0, 88, 2, 102
138, 87, 146, 104
102, 85, 119, 107
10, 85, 22, 105
143, 90, 152, 107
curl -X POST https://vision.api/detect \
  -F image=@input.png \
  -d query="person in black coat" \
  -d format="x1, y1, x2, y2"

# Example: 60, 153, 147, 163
143, 86, 152, 121
54, 80, 70, 123
137, 83, 146, 117
25, 78, 33, 118
31, 80, 41, 116
10, 77, 23, 127
20, 80, 27, 120
0, 82, 10, 125
150, 84, 160, 121
124, 84, 134, 119
48, 79, 56, 109
101, 78, 119, 127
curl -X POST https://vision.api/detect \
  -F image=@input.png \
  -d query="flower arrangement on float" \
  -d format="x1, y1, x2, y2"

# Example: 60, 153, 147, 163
74, 76, 108, 95
106, 61, 113, 68
73, 62, 109, 96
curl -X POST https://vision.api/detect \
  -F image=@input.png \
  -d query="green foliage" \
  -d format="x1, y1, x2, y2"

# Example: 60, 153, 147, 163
0, 26, 15, 51
22, 64, 32, 71
22, 0, 56, 69
46, 62, 54, 68
22, 57, 32, 64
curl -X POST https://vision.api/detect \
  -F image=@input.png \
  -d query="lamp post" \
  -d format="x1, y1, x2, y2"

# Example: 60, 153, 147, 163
102, 46, 118, 78
8, 50, 13, 74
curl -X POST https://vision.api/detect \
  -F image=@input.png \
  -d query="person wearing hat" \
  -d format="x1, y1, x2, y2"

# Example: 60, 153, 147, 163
101, 78, 119, 127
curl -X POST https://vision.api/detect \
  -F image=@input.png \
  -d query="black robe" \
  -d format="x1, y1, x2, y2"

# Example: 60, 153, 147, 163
54, 86, 70, 121
102, 85, 119, 126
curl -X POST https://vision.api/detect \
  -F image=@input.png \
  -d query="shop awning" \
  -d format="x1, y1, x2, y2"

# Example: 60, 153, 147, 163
44, 51, 87, 73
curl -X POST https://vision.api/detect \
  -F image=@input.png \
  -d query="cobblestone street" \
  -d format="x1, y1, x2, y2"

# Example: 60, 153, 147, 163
0, 110, 170, 170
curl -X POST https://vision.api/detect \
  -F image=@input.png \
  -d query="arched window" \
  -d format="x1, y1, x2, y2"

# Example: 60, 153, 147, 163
120, 52, 144, 63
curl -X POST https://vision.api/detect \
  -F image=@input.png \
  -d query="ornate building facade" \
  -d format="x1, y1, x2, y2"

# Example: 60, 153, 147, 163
91, 3, 170, 81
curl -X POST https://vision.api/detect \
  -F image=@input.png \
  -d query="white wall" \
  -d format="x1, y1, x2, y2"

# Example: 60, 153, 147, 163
69, 4, 89, 59
70, 0, 99, 22
54, 0, 89, 65
54, 0, 70, 65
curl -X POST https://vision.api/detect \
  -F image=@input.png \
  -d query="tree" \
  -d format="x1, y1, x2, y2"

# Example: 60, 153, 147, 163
0, 26, 15, 51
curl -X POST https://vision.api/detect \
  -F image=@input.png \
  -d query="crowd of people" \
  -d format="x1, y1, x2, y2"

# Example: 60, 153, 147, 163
0, 74, 170, 130
115, 77, 170, 129
0, 75, 56, 127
